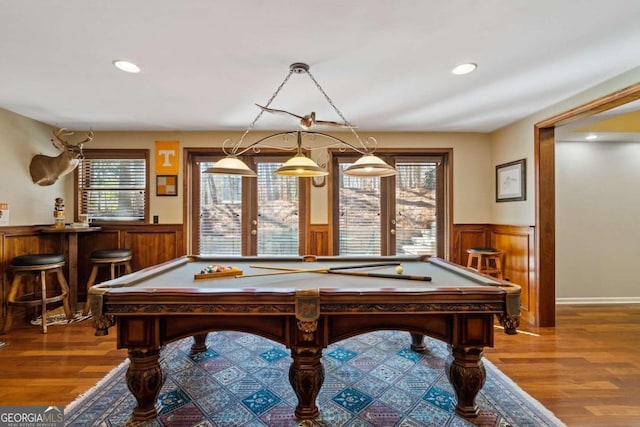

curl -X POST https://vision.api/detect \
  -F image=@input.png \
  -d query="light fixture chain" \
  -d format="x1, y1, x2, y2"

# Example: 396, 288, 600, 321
305, 69, 365, 147
234, 67, 296, 151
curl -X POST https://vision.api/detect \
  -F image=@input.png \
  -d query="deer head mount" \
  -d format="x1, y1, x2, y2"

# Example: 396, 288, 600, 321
29, 128, 94, 186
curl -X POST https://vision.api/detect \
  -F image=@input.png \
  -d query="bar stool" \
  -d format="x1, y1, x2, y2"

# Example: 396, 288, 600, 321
83, 249, 133, 315
466, 247, 504, 279
2, 254, 72, 334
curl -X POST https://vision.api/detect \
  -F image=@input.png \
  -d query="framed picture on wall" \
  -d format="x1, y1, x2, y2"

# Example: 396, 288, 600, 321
156, 175, 178, 196
496, 159, 526, 202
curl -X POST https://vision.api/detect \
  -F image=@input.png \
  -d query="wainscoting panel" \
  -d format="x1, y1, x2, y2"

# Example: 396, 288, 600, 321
76, 230, 119, 296
3, 223, 535, 328
490, 225, 535, 324
308, 224, 331, 256
0, 224, 185, 327
450, 224, 490, 266
452, 224, 536, 325
0, 227, 61, 318
117, 226, 184, 270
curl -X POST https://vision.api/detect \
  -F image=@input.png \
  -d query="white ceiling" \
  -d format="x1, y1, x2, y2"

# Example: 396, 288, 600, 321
1, 1, 639, 133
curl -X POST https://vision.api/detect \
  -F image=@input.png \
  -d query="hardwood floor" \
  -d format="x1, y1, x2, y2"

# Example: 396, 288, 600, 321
0, 304, 638, 426
487, 304, 640, 427
0, 317, 126, 407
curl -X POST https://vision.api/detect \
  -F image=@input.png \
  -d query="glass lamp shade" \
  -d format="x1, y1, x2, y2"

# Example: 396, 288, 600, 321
344, 154, 397, 177
203, 156, 257, 177
275, 154, 329, 177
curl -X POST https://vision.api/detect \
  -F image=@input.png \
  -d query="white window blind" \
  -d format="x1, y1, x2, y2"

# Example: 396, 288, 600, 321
395, 161, 438, 256
198, 161, 243, 255
77, 156, 147, 221
339, 163, 381, 255
257, 162, 299, 255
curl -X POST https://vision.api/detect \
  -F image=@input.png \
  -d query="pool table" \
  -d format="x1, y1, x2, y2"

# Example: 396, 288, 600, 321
89, 255, 520, 423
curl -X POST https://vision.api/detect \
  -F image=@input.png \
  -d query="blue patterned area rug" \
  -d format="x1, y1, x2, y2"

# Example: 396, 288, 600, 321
66, 331, 565, 427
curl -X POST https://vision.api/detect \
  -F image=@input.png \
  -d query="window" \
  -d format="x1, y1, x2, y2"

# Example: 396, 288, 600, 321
257, 162, 300, 255
338, 168, 381, 255
394, 160, 441, 256
76, 150, 149, 222
198, 163, 243, 254
189, 148, 446, 257
189, 151, 307, 256
332, 152, 447, 257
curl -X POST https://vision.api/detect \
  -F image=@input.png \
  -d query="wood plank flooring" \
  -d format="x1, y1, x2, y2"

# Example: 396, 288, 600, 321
487, 304, 640, 427
0, 304, 639, 426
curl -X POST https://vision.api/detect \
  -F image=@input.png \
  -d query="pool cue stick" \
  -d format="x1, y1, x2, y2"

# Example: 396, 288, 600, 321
247, 262, 430, 281
248, 265, 329, 273
237, 268, 329, 278
328, 262, 401, 270
248, 261, 400, 273
328, 270, 432, 281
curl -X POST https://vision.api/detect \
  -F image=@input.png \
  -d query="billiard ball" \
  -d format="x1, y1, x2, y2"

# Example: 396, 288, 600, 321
395, 265, 404, 274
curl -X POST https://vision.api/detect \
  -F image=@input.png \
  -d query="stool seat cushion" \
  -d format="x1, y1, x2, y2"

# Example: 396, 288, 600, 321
91, 249, 133, 259
12, 253, 65, 266
468, 247, 499, 253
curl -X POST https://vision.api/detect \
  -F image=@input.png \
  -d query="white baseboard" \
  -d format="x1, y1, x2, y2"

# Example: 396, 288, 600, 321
556, 297, 640, 305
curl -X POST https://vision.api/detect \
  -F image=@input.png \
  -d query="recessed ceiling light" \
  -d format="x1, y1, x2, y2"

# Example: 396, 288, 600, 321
451, 62, 477, 75
585, 134, 598, 140
113, 60, 141, 73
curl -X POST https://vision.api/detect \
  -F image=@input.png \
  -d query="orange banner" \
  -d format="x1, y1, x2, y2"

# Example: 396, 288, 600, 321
155, 141, 180, 175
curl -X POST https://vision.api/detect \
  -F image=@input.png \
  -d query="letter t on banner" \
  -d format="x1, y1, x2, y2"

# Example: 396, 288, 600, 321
155, 141, 180, 175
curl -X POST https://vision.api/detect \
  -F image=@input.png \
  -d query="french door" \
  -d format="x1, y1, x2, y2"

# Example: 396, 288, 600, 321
332, 152, 447, 257
189, 152, 307, 255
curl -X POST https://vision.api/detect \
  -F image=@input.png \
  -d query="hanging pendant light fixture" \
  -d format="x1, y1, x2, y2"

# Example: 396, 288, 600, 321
203, 156, 257, 177
274, 132, 329, 177
343, 153, 397, 177
205, 63, 396, 178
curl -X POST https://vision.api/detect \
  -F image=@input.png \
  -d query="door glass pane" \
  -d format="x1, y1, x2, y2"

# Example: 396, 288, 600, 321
338, 162, 381, 255
199, 161, 242, 255
395, 162, 438, 256
257, 162, 299, 255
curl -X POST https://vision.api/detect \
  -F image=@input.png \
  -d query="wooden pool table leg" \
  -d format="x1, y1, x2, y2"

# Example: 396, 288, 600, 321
446, 346, 486, 418
497, 313, 520, 335
126, 348, 164, 423
410, 332, 427, 352
289, 347, 324, 419
190, 333, 208, 354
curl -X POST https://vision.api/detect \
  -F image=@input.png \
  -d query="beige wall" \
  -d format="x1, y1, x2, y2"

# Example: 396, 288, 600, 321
4, 66, 640, 303
490, 66, 640, 301
556, 140, 640, 301
488, 119, 535, 225
491, 66, 640, 226
0, 108, 69, 225
0, 122, 492, 227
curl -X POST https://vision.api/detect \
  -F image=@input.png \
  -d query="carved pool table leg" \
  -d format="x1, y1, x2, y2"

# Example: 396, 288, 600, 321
92, 314, 115, 336
126, 348, 164, 423
445, 346, 486, 418
410, 332, 427, 352
497, 313, 520, 335
190, 333, 208, 354
289, 347, 324, 419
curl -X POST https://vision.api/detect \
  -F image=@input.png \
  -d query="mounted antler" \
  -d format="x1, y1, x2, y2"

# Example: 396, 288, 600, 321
29, 128, 94, 186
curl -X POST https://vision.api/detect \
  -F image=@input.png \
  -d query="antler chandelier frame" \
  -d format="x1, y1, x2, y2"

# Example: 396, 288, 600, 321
205, 62, 397, 178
